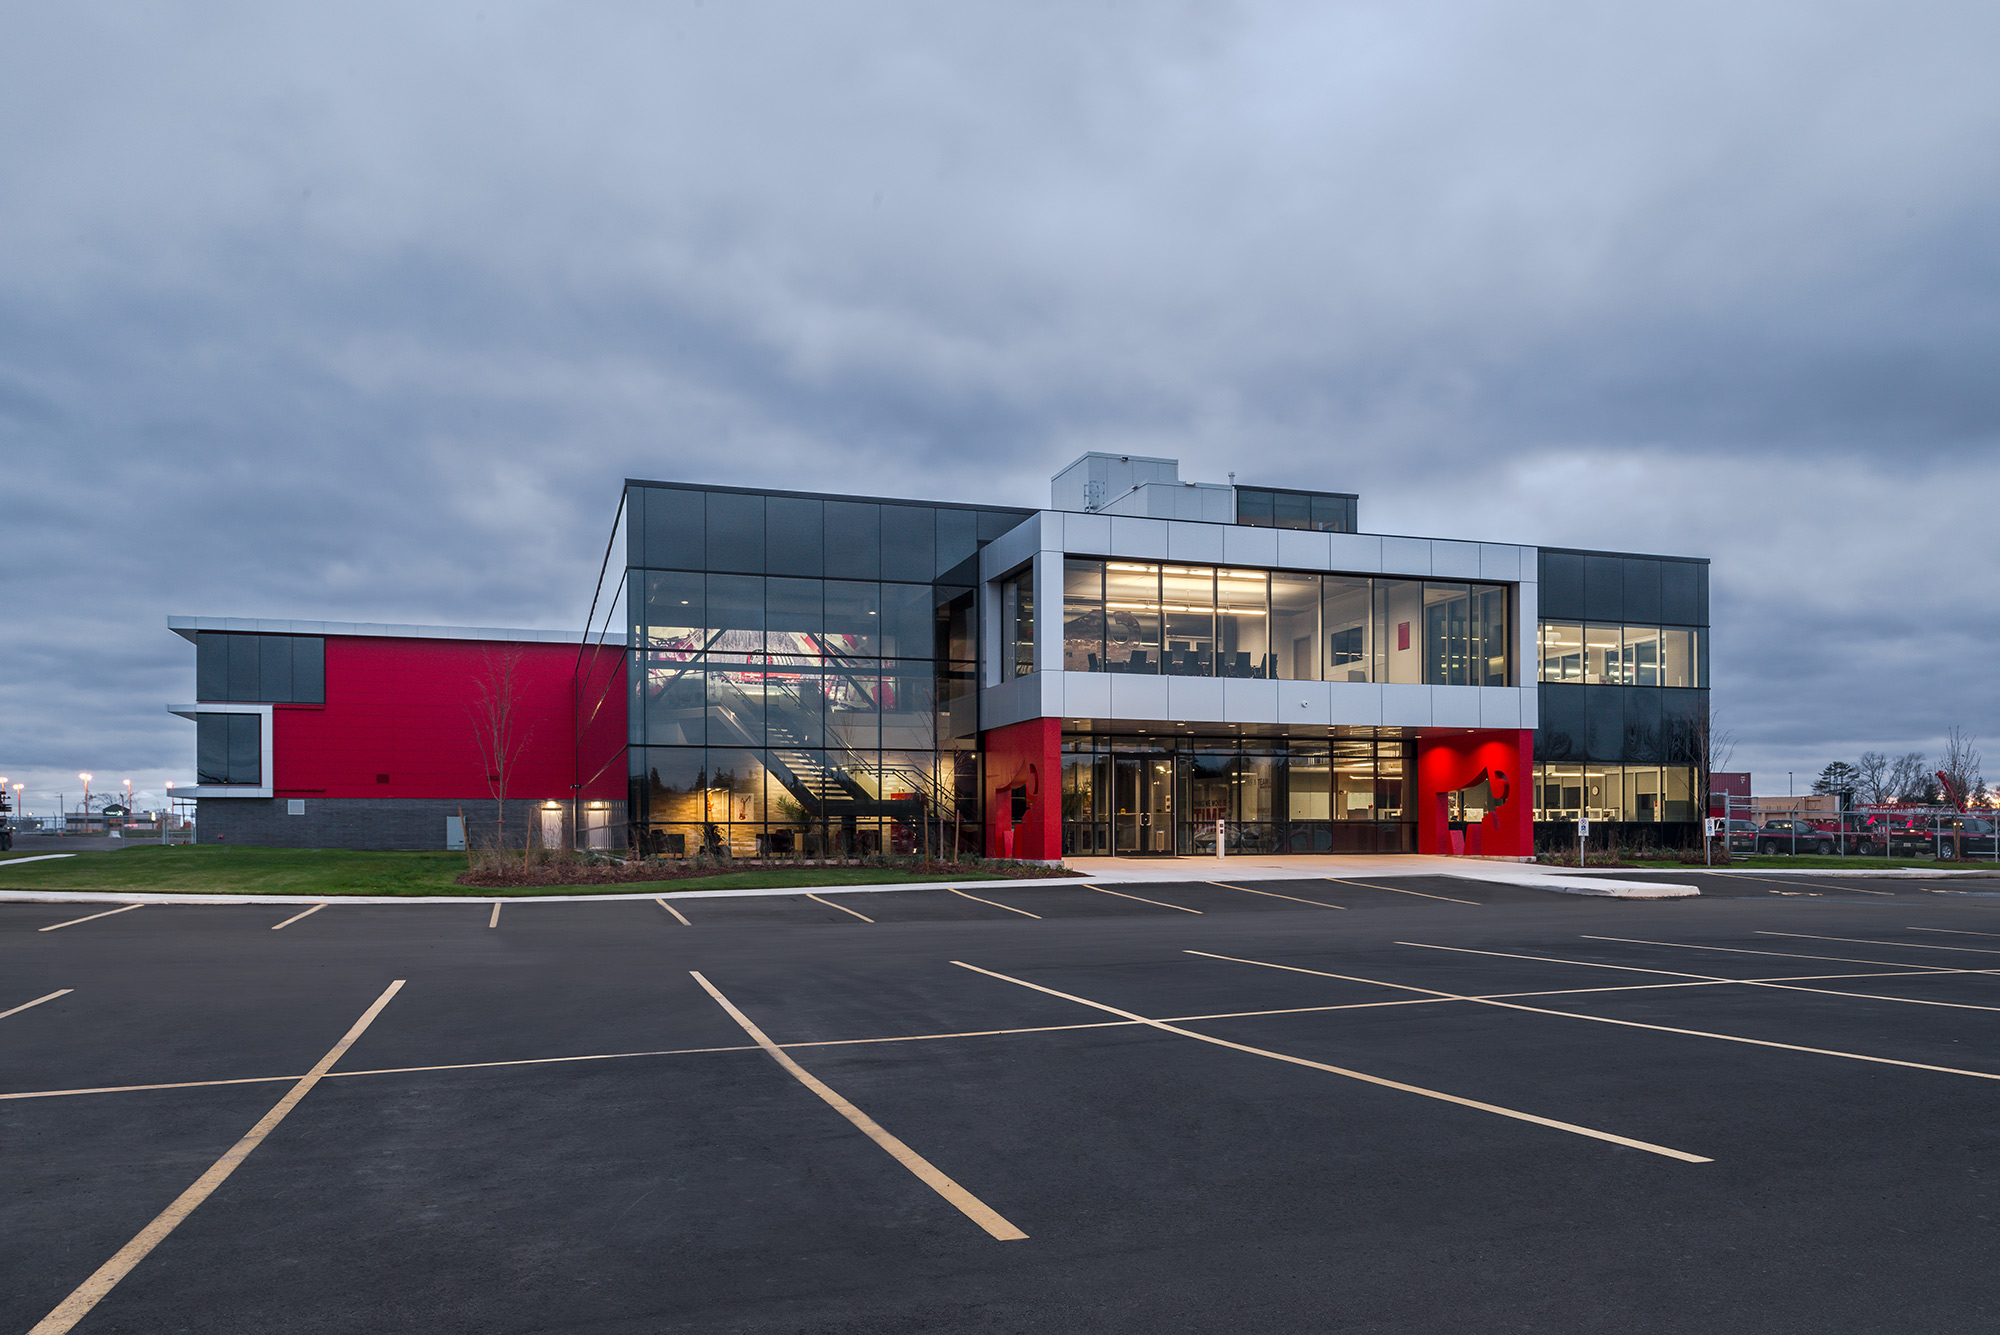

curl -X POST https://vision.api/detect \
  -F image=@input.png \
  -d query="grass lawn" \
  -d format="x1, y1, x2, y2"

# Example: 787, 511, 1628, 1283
0, 846, 1037, 897
1614, 854, 2000, 873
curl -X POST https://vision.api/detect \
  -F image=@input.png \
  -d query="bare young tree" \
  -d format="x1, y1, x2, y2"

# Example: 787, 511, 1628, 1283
1886, 751, 1934, 804
1691, 704, 1737, 816
1854, 751, 1890, 806
471, 647, 533, 862
1939, 725, 1983, 810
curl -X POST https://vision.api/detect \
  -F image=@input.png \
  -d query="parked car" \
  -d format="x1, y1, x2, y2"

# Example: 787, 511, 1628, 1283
1723, 819, 1759, 852
1754, 819, 1837, 854
1888, 816, 1998, 860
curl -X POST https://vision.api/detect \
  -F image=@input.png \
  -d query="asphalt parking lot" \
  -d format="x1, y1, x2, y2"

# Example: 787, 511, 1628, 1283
7, 873, 2000, 1333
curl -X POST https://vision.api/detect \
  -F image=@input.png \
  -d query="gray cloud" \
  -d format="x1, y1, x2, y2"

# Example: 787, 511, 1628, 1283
4, 0, 1998, 810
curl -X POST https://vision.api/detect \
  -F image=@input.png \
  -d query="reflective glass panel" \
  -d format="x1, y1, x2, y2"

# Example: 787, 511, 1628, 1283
1216, 568, 1268, 678
641, 572, 704, 652
1584, 624, 1622, 685
1161, 565, 1215, 676
1540, 622, 1582, 682
1063, 558, 1105, 671
644, 659, 706, 745
1376, 579, 1423, 683
878, 583, 934, 660
1423, 583, 1471, 687
1661, 628, 1695, 688
1323, 577, 1372, 682
823, 581, 879, 657
706, 575, 764, 656
1623, 626, 1660, 687
765, 578, 822, 655
1103, 562, 1161, 673
1475, 585, 1509, 686
1289, 744, 1331, 819
1270, 573, 1320, 680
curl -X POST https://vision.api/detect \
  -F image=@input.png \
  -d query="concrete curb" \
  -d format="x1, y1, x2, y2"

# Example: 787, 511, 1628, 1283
0, 875, 1091, 908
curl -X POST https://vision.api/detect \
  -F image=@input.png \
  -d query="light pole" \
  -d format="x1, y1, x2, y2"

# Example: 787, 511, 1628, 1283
163, 781, 173, 844
79, 774, 92, 834
10, 784, 20, 834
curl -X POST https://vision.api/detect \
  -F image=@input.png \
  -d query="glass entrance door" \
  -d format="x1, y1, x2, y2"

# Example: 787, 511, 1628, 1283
1113, 750, 1175, 854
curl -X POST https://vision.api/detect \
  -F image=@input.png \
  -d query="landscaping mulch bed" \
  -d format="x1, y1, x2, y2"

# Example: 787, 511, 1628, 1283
456, 859, 1080, 888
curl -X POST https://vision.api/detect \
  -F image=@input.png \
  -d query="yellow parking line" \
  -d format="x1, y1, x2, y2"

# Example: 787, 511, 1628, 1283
950, 888, 1040, 919
1389, 942, 2000, 1082
27, 981, 406, 1335
954, 960, 1709, 1163
655, 898, 692, 926
1087, 885, 1202, 914
807, 893, 875, 923
488, 903, 502, 929
691, 971, 1027, 1240
271, 904, 326, 931
38, 904, 143, 933
1, 990, 71, 1021
1325, 877, 1479, 905
1209, 881, 1349, 910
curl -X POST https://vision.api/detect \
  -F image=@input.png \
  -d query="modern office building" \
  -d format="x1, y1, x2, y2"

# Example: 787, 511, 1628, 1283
175, 453, 1708, 856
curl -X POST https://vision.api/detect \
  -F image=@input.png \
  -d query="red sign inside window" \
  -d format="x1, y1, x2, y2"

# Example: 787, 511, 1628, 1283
1397, 621, 1411, 651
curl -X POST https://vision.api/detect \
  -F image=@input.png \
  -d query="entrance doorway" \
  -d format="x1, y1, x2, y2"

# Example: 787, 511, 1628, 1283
539, 806, 563, 851
1113, 750, 1174, 854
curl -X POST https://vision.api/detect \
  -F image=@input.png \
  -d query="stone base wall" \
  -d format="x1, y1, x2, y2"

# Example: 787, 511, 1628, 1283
196, 797, 588, 851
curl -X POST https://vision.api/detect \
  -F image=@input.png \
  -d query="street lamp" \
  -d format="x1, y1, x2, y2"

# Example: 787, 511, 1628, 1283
163, 780, 174, 844
79, 774, 91, 832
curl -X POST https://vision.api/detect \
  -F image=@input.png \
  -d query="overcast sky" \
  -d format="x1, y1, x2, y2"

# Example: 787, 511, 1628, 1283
5, 1, 1998, 813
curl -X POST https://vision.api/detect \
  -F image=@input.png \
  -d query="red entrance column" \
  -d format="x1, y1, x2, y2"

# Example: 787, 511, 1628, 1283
982, 717, 1062, 861
1415, 730, 1534, 858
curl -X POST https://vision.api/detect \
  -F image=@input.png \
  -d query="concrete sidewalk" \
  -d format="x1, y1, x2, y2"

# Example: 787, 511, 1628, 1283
1069, 854, 1699, 899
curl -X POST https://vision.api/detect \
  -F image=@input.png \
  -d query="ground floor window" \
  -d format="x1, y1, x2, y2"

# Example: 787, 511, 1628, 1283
1061, 734, 1416, 856
1532, 764, 1697, 823
628, 743, 980, 857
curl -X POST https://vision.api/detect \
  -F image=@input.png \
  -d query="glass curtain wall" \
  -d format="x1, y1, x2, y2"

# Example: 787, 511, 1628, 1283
627, 484, 1029, 857
1540, 623, 1703, 687
1061, 735, 1418, 856
1061, 559, 1510, 686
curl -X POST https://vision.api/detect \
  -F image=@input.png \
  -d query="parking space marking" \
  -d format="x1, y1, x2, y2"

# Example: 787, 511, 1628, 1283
27, 980, 406, 1335
271, 904, 326, 931
950, 888, 1040, 919
488, 903, 502, 929
1907, 926, 2000, 939
37, 904, 143, 933
1724, 873, 1893, 896
655, 898, 692, 926
1208, 881, 1349, 910
1591, 936, 1982, 974
807, 893, 875, 923
690, 970, 1028, 1241
1759, 931, 2000, 957
1399, 936, 2000, 1013
953, 960, 1710, 1163
10, 972, 1923, 1108
1, 989, 71, 1021
1390, 943, 2000, 1082
1325, 877, 1479, 905
1088, 884, 1202, 914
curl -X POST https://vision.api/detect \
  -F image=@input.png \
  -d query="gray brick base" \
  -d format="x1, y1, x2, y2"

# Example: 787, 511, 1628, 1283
195, 797, 622, 851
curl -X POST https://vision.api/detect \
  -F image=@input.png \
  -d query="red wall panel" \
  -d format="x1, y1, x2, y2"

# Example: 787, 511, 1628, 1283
271, 637, 626, 800
1415, 729, 1535, 858
982, 716, 1062, 861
